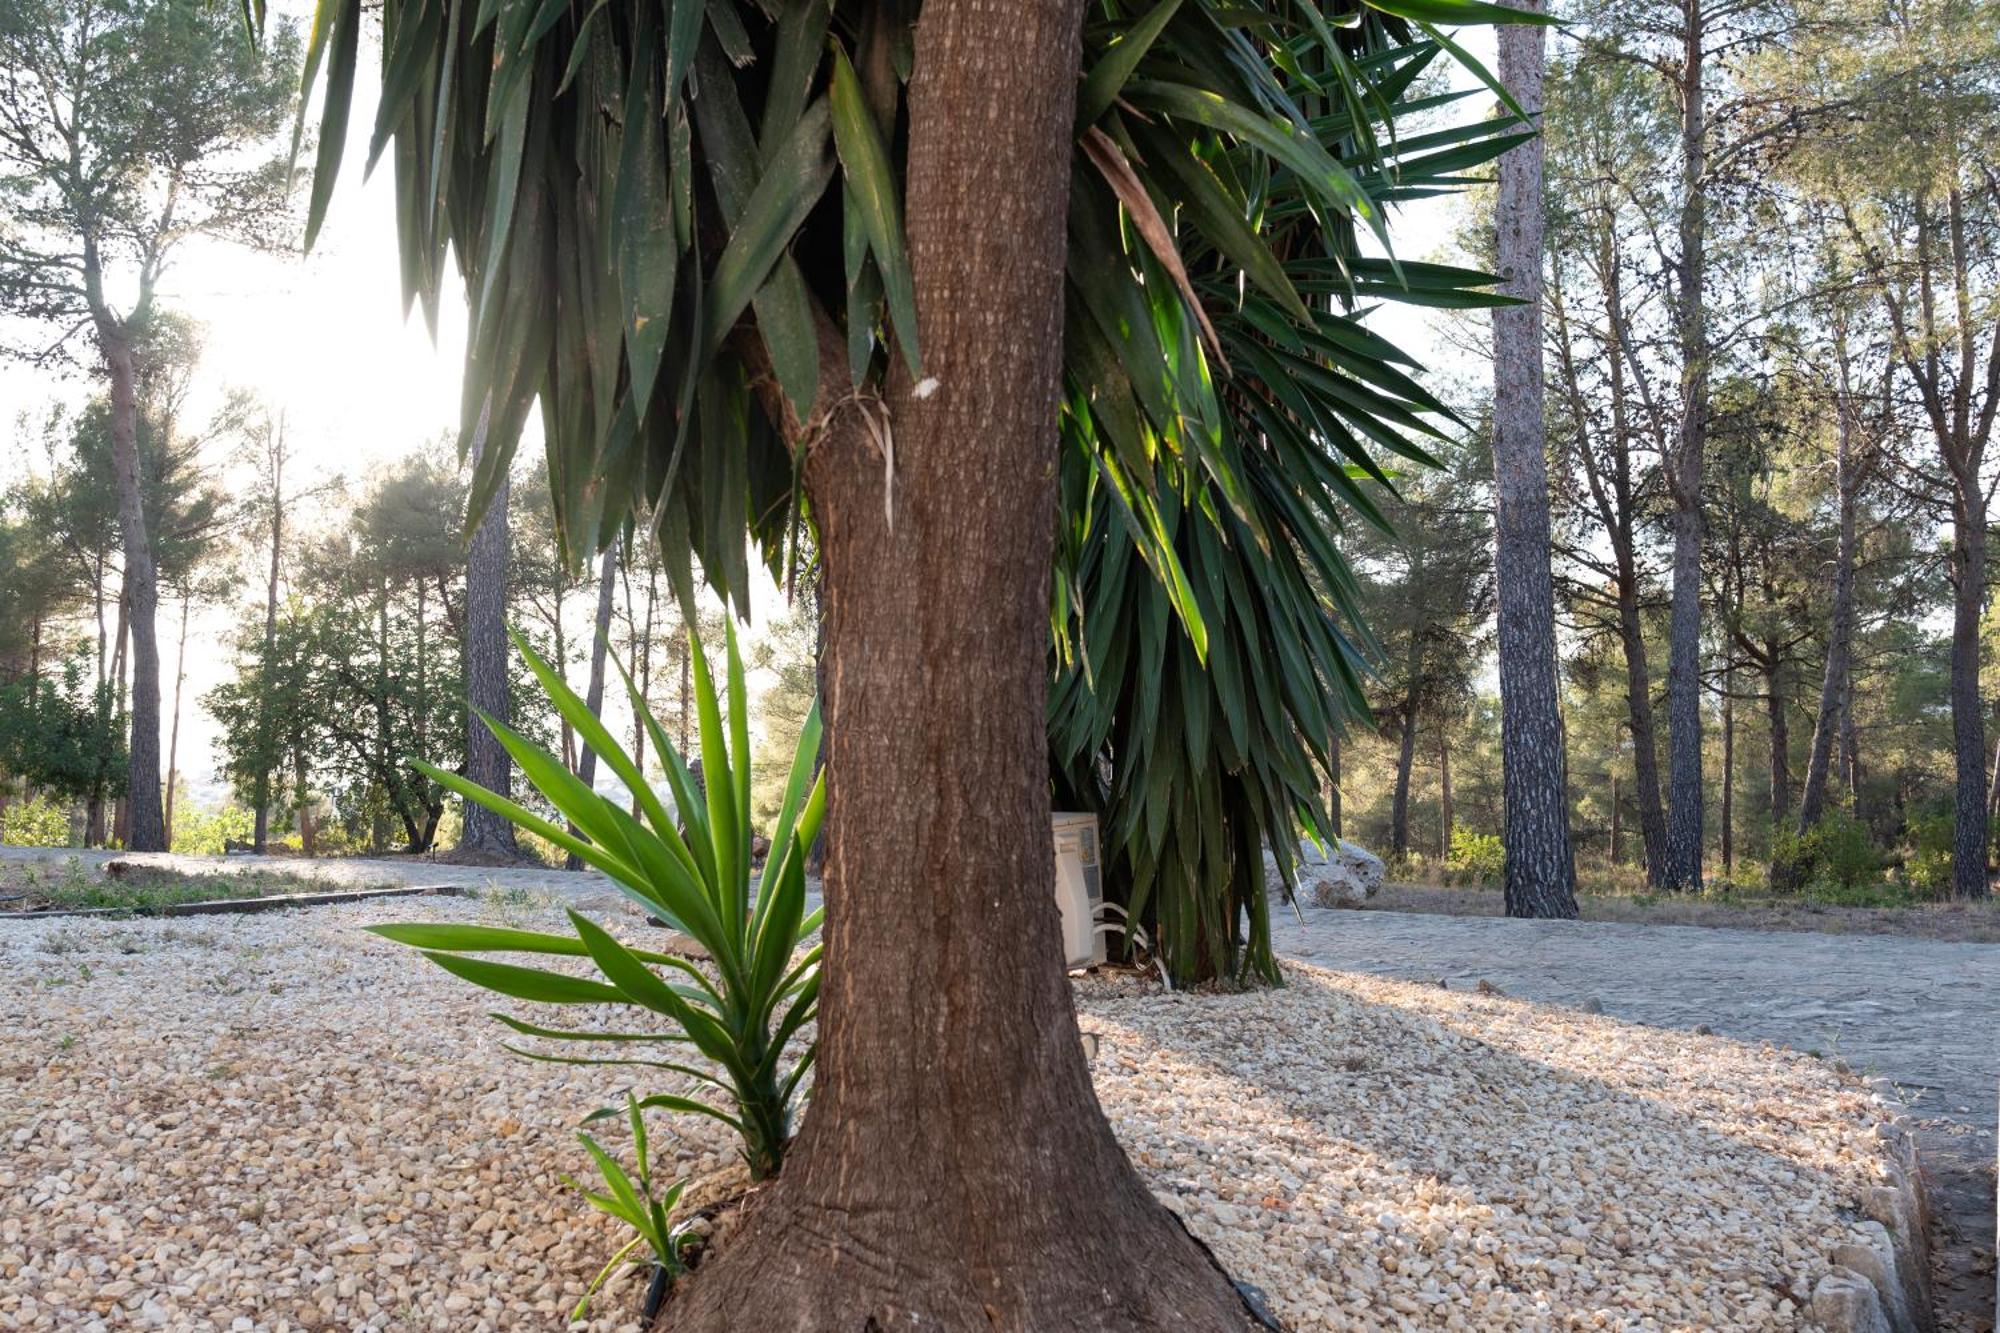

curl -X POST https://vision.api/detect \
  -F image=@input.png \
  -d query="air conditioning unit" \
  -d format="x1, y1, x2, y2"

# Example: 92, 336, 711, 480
1052, 812, 1106, 970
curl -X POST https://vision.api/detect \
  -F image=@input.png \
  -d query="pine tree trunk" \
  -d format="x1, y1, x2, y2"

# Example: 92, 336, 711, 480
1391, 688, 1419, 862
1661, 10, 1709, 893
1438, 731, 1453, 862
1765, 654, 1790, 828
1793, 379, 1860, 879
1610, 771, 1622, 866
460, 455, 518, 858
1720, 663, 1734, 876
1616, 582, 1669, 882
662, 4, 1255, 1324
164, 590, 190, 846
1326, 731, 1343, 841
1947, 501, 1989, 899
254, 468, 282, 853
566, 545, 618, 871
98, 324, 166, 851
1490, 0, 1577, 919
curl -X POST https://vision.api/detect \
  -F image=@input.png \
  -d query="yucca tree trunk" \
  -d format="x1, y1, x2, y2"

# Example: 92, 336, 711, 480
663, 3, 1253, 1326
1490, 0, 1576, 918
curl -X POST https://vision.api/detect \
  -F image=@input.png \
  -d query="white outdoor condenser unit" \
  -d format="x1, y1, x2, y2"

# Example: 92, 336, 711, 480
1051, 812, 1106, 970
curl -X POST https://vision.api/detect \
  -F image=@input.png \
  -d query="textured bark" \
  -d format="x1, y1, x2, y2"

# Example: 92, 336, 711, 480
460, 456, 518, 858
1796, 365, 1862, 840
1491, 0, 1577, 918
164, 591, 190, 842
254, 445, 283, 854
1719, 662, 1734, 875
1947, 505, 1987, 899
661, 3, 1254, 1326
1660, 3, 1710, 892
1390, 683, 1419, 862
1764, 654, 1790, 827
99, 326, 167, 851
1326, 732, 1343, 841
1438, 731, 1453, 861
1550, 251, 1666, 884
566, 545, 618, 871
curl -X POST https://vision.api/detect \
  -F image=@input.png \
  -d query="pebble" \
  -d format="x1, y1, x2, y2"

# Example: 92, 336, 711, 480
0, 895, 1904, 1331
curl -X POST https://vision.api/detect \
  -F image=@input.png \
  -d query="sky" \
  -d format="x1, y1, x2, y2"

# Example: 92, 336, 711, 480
0, 15, 1492, 812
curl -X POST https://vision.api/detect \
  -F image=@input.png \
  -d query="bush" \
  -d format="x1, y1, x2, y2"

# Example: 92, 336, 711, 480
1902, 813, 1955, 901
1445, 828, 1505, 886
1772, 809, 1881, 896
0, 797, 75, 847
171, 802, 255, 855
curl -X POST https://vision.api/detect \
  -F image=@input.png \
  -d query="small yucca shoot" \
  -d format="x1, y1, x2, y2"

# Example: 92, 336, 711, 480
564, 1094, 700, 1320
368, 620, 823, 1180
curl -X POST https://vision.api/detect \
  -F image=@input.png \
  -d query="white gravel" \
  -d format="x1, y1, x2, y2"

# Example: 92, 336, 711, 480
2, 895, 1904, 1330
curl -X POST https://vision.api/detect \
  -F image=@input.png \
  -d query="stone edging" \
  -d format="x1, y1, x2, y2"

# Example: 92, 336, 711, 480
1811, 1102, 1937, 1333
0, 884, 470, 921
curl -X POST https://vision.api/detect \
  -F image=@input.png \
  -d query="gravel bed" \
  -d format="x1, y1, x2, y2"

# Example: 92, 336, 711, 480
2, 896, 1902, 1331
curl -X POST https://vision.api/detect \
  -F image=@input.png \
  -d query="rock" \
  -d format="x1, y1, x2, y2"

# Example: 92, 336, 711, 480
1264, 839, 1384, 909
1476, 979, 1504, 997
1810, 1266, 1892, 1333
1691, 1023, 1714, 1036
1580, 998, 1605, 1015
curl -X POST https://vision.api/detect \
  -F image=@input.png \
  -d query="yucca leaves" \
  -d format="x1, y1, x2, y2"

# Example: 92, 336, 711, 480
370, 624, 822, 1181
297, 1, 1538, 990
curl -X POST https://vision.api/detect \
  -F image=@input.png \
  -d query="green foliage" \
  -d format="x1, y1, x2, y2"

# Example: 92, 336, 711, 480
171, 802, 256, 857
0, 657, 126, 809
1446, 828, 1506, 886
370, 624, 823, 1181
1772, 809, 1881, 895
0, 0, 300, 353
1901, 813, 1956, 901
301, 0, 1542, 992
0, 797, 74, 847
564, 1095, 700, 1322
749, 605, 818, 835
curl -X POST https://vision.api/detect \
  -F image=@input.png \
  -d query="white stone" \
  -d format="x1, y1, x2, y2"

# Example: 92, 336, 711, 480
1265, 839, 1384, 908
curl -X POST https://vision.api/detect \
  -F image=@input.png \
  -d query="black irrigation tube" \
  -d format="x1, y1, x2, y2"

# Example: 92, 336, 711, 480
0, 883, 472, 921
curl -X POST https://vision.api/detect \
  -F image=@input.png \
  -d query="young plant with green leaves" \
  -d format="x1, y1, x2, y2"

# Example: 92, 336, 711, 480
370, 623, 823, 1181
565, 1094, 702, 1321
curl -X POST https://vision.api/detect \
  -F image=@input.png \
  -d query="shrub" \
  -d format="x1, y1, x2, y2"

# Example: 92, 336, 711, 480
1902, 813, 1955, 901
1771, 809, 1880, 895
1445, 828, 1505, 886
0, 797, 75, 847
171, 802, 255, 855
371, 623, 823, 1181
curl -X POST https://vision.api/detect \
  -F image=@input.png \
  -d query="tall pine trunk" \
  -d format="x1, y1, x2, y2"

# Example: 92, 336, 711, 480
1765, 653, 1790, 828
254, 456, 283, 853
99, 325, 167, 852
663, 3, 1254, 1324
1390, 685, 1419, 862
1661, 8, 1709, 892
1947, 497, 1988, 898
566, 545, 618, 871
1793, 360, 1861, 874
164, 590, 191, 845
1325, 731, 1343, 841
460, 457, 518, 858
1490, 0, 1577, 918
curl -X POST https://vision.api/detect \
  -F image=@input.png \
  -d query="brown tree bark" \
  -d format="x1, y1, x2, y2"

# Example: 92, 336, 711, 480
1325, 731, 1343, 841
254, 432, 284, 853
1764, 653, 1790, 827
1660, 6, 1709, 893
1794, 334, 1866, 858
661, 2, 1255, 1326
98, 325, 167, 851
459, 443, 519, 859
1438, 730, 1454, 861
1491, 0, 1577, 918
566, 544, 618, 871
1390, 680, 1420, 862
